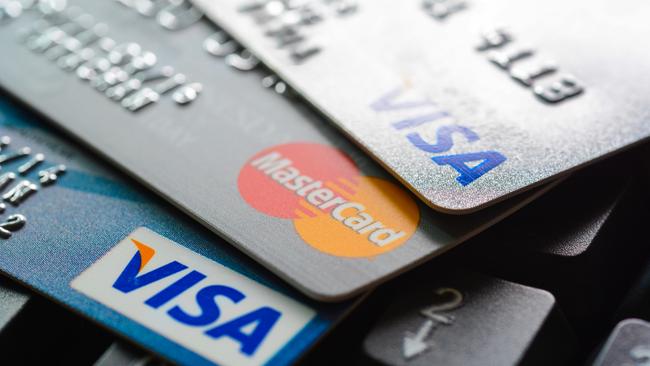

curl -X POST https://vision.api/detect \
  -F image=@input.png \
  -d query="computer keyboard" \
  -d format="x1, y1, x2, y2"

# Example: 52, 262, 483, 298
363, 269, 572, 366
1, 1, 650, 366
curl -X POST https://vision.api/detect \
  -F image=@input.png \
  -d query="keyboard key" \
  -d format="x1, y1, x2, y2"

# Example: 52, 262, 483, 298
94, 342, 164, 366
613, 250, 650, 323
451, 156, 647, 344
592, 319, 650, 366
0, 279, 30, 331
363, 269, 573, 366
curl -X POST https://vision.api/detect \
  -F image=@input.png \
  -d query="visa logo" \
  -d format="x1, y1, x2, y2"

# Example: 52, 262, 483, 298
371, 87, 506, 186
72, 227, 315, 366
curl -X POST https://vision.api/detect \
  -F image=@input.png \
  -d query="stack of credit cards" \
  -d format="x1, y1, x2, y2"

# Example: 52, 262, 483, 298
0, 96, 358, 365
0, 0, 553, 300
0, 0, 649, 365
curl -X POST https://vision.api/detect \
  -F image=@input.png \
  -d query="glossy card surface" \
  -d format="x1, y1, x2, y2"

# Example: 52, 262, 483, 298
0, 99, 356, 366
0, 1, 549, 300
193, 0, 650, 212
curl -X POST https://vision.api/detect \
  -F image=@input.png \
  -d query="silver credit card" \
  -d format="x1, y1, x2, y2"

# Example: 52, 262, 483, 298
0, 0, 551, 300
193, 0, 650, 212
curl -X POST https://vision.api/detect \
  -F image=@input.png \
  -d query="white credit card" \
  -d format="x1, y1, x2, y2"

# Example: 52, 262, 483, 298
192, 0, 650, 212
72, 228, 315, 366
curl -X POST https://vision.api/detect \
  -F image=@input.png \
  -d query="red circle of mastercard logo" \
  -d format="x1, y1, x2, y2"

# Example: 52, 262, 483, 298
238, 143, 420, 258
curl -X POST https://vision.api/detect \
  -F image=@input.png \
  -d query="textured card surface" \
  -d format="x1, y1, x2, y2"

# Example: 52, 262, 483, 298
0, 99, 356, 366
0, 1, 550, 300
194, 0, 650, 212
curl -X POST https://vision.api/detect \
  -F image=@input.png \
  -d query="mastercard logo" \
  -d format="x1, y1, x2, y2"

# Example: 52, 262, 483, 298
238, 143, 420, 258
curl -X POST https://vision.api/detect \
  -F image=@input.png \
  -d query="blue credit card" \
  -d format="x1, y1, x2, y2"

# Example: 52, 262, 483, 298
0, 97, 358, 366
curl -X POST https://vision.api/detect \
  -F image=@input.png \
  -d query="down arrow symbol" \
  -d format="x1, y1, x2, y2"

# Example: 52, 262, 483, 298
403, 319, 435, 359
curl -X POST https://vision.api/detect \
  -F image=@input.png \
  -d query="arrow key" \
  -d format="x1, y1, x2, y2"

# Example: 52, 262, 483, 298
592, 319, 650, 366
363, 269, 574, 366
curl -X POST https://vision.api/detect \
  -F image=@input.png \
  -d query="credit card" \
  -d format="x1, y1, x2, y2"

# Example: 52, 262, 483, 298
0, 1, 551, 300
0, 98, 359, 366
193, 0, 650, 212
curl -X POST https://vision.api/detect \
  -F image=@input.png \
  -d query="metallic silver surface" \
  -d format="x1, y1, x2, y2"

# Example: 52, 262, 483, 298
194, 0, 650, 212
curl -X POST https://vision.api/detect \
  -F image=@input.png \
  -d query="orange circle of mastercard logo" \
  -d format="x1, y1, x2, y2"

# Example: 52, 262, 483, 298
238, 143, 420, 258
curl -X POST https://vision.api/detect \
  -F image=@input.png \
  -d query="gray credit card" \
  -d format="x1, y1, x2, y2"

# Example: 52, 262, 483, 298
0, 0, 552, 301
192, 0, 650, 213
